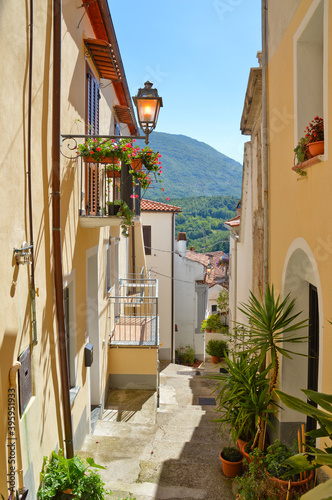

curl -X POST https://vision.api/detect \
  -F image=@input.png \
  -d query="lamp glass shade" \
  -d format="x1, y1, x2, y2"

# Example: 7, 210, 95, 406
136, 98, 160, 127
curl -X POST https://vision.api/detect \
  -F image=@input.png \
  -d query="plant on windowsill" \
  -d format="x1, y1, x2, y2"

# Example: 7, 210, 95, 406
294, 117, 324, 173
305, 116, 324, 157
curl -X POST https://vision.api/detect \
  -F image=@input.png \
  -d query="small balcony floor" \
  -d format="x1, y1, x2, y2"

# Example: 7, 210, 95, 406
111, 315, 157, 346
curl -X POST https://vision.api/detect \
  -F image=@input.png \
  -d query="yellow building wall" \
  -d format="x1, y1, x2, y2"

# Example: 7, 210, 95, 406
267, 0, 332, 474
0, 0, 134, 496
108, 347, 158, 375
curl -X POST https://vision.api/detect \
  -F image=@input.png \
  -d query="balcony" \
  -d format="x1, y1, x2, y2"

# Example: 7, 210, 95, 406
78, 158, 141, 228
108, 272, 159, 347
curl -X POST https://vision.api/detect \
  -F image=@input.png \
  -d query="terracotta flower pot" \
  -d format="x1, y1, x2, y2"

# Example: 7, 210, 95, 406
236, 439, 253, 463
211, 355, 220, 364
307, 141, 324, 157
267, 468, 314, 491
220, 451, 243, 478
131, 158, 143, 171
83, 155, 119, 164
105, 167, 121, 178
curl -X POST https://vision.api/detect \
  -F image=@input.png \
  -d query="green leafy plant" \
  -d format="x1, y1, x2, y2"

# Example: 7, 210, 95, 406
201, 313, 223, 332
275, 389, 332, 476
205, 339, 227, 358
294, 117, 324, 167
237, 284, 309, 450
217, 290, 229, 317
175, 345, 195, 365
208, 352, 276, 444
113, 200, 135, 237
221, 446, 242, 462
235, 447, 309, 500
37, 450, 110, 499
294, 137, 310, 165
264, 440, 295, 479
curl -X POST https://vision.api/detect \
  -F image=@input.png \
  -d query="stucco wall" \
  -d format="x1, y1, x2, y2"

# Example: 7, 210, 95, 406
0, 0, 134, 495
141, 211, 174, 361
267, 0, 332, 464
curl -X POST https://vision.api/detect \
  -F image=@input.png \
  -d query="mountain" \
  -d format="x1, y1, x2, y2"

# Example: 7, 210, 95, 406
144, 131, 242, 200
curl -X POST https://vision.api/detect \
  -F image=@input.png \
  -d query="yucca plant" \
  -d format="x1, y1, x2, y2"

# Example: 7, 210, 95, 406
237, 284, 309, 449
208, 351, 277, 445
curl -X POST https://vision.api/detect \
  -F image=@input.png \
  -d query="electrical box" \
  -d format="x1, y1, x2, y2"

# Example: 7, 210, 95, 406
84, 343, 93, 367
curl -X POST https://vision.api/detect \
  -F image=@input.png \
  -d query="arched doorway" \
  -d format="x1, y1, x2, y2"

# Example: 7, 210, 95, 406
277, 239, 322, 442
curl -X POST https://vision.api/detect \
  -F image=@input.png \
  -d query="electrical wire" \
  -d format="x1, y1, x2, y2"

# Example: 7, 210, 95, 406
145, 237, 230, 255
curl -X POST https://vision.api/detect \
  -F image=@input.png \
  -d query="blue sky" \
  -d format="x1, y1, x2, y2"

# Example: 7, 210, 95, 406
108, 1, 262, 164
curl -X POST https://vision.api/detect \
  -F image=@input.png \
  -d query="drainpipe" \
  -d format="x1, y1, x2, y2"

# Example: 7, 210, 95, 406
52, 0, 74, 459
262, 0, 269, 290
8, 362, 26, 493
27, 0, 37, 346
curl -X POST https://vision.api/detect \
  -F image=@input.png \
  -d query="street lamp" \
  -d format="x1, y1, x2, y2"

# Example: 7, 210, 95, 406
133, 81, 163, 144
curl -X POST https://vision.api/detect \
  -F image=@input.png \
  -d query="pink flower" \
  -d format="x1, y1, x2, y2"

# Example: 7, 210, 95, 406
166, 197, 170, 201
130, 194, 134, 198
96, 147, 101, 151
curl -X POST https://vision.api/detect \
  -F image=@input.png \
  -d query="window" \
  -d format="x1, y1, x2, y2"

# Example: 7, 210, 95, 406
63, 280, 77, 389
143, 226, 152, 255
86, 66, 100, 134
85, 66, 101, 216
106, 244, 113, 293
295, 1, 326, 145
211, 304, 217, 313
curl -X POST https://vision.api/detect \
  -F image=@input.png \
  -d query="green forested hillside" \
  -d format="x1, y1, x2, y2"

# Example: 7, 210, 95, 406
146, 131, 242, 199
172, 195, 238, 253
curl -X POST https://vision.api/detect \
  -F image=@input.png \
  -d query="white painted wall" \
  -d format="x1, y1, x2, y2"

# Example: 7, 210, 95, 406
141, 211, 174, 361
174, 246, 207, 360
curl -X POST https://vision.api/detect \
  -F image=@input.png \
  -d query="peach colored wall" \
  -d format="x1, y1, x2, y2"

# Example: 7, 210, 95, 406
267, 0, 332, 475
108, 347, 158, 374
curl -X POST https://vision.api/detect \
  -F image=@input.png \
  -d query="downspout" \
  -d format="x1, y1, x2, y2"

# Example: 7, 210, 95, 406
232, 233, 238, 329
52, 0, 74, 459
27, 0, 37, 346
8, 362, 26, 494
262, 0, 269, 290
171, 212, 175, 362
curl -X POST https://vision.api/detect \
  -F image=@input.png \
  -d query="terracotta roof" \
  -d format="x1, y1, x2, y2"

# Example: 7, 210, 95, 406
224, 215, 240, 227
141, 199, 181, 212
186, 250, 210, 266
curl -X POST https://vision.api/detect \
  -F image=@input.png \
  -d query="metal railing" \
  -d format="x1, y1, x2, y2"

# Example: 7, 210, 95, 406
108, 275, 159, 346
79, 158, 140, 217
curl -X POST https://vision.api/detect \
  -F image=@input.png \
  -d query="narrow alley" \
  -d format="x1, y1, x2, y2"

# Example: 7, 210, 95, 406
78, 362, 237, 500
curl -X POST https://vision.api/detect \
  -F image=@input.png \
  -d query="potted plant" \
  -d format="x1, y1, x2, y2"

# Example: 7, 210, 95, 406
220, 446, 243, 477
264, 440, 314, 494
175, 345, 195, 365
208, 351, 276, 455
205, 339, 227, 363
237, 284, 308, 451
275, 389, 332, 484
37, 449, 110, 499
304, 116, 324, 157
77, 137, 122, 163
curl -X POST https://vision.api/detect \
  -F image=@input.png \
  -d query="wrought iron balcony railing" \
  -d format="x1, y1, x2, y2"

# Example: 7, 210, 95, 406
78, 158, 141, 227
108, 274, 159, 347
